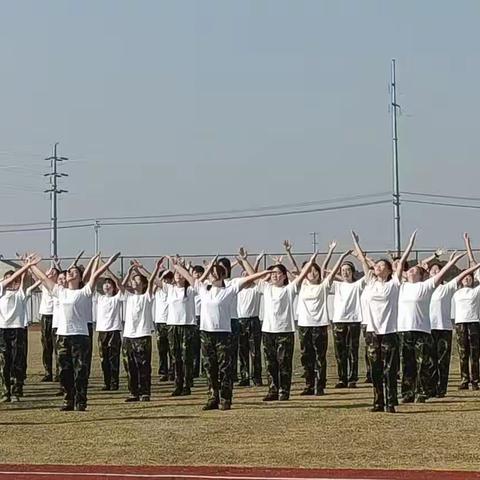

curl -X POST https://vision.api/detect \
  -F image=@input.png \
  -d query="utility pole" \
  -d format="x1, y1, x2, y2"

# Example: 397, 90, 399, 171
310, 232, 318, 253
44, 143, 68, 258
391, 59, 401, 255
94, 220, 100, 253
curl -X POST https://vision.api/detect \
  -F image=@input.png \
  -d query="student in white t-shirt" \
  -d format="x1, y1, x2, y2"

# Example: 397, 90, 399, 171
241, 250, 320, 402
359, 231, 409, 414
172, 256, 269, 411
397, 249, 465, 404
191, 265, 205, 379
0, 259, 39, 403
122, 260, 162, 403
38, 267, 59, 382
331, 259, 367, 390
154, 270, 174, 382
162, 265, 197, 397
30, 252, 120, 411
96, 274, 125, 392
296, 247, 352, 396
52, 270, 67, 394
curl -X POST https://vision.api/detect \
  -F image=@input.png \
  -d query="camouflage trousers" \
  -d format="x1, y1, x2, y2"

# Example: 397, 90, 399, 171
431, 329, 453, 396
201, 331, 233, 403
238, 317, 262, 384
97, 330, 121, 389
52, 328, 59, 379
0, 328, 26, 400
366, 332, 399, 409
57, 335, 90, 408
362, 325, 372, 382
155, 323, 174, 378
168, 325, 196, 390
192, 317, 201, 378
400, 331, 434, 400
333, 322, 361, 384
298, 326, 328, 390
455, 322, 480, 385
40, 314, 55, 377
17, 327, 28, 386
263, 332, 295, 397
231, 319, 240, 381
122, 336, 152, 397
87, 323, 93, 378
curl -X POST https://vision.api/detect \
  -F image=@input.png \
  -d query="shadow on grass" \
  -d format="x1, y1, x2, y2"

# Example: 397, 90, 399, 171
0, 414, 198, 426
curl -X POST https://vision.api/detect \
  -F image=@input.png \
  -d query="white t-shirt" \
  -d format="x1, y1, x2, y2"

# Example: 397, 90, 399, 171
453, 286, 480, 324
237, 286, 261, 319
397, 278, 436, 333
123, 291, 154, 338
297, 280, 330, 327
360, 289, 369, 326
39, 286, 55, 316
0, 289, 29, 329
258, 281, 298, 333
197, 281, 240, 332
52, 284, 93, 336
165, 284, 196, 326
225, 278, 239, 319
52, 297, 61, 330
154, 289, 169, 324
332, 278, 365, 323
364, 274, 401, 335
430, 280, 457, 331
194, 295, 201, 318
95, 293, 124, 332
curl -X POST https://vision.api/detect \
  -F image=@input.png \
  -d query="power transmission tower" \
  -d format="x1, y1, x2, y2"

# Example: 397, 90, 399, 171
44, 143, 68, 258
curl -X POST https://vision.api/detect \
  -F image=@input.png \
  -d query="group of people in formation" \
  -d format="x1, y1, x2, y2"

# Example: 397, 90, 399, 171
1, 230, 480, 413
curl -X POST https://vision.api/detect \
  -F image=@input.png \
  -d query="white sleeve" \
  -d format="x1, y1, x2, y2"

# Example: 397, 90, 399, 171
446, 279, 458, 295
52, 285, 62, 298
82, 284, 93, 297
256, 280, 267, 294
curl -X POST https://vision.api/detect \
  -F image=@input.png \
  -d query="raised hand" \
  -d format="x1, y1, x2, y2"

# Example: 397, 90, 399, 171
238, 247, 248, 260
283, 240, 293, 252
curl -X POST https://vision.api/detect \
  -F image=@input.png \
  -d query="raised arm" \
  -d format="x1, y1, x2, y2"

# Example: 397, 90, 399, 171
454, 261, 480, 286
1, 258, 39, 290
68, 250, 85, 270
148, 259, 164, 296
321, 241, 336, 278
26, 279, 42, 297
351, 231, 370, 275
236, 270, 271, 290
418, 248, 445, 269
170, 258, 196, 286
26, 256, 56, 293
396, 231, 417, 279
283, 241, 300, 275
432, 251, 466, 287
464, 233, 476, 266
131, 259, 152, 278
82, 253, 100, 282
238, 248, 256, 276
325, 250, 353, 286
292, 252, 318, 286
253, 251, 265, 273
88, 253, 121, 290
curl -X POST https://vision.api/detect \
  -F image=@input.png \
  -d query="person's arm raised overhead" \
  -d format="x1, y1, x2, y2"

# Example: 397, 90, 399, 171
148, 258, 164, 297
351, 231, 370, 275
321, 241, 336, 278
431, 251, 466, 287
292, 252, 319, 286
169, 256, 196, 286
238, 247, 256, 276
88, 253, 121, 290
325, 250, 353, 286
464, 233, 476, 267
283, 240, 300, 275
82, 253, 100, 282
67, 250, 85, 270
418, 248, 445, 270
396, 230, 417, 279
23, 255, 55, 292
253, 251, 265, 273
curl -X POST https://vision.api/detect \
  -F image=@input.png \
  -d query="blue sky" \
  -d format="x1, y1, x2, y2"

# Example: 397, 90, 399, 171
0, 0, 479, 259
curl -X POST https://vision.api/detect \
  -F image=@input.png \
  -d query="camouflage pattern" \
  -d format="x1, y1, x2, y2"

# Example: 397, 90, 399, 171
298, 326, 328, 391
87, 323, 94, 378
168, 325, 196, 390
455, 322, 480, 386
40, 314, 55, 377
0, 328, 26, 400
57, 334, 91, 408
201, 331, 233, 403
52, 327, 60, 379
366, 332, 399, 409
122, 336, 152, 398
192, 317, 201, 378
400, 331, 434, 401
238, 317, 262, 384
155, 323, 174, 379
231, 318, 240, 381
97, 330, 122, 389
362, 325, 372, 382
431, 329, 453, 396
263, 332, 295, 397
333, 323, 361, 384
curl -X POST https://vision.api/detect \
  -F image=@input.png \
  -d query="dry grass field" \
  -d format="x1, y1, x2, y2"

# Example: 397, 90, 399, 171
1, 328, 479, 471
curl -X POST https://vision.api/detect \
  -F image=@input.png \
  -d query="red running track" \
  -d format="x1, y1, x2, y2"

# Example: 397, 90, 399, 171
0, 465, 479, 480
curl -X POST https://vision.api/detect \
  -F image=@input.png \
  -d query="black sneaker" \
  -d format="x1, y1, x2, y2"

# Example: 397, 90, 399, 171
171, 388, 183, 397
140, 395, 150, 402
334, 382, 347, 389
458, 383, 469, 390
41, 375, 53, 382
348, 382, 357, 389
279, 393, 290, 401
125, 396, 139, 402
386, 406, 396, 413
315, 388, 325, 396
202, 399, 219, 410
219, 400, 231, 410
159, 375, 169, 382
263, 392, 279, 402
300, 387, 315, 396
60, 404, 74, 411
415, 395, 427, 403
237, 379, 250, 387
75, 404, 87, 411
370, 405, 384, 412
472, 383, 479, 391
181, 388, 191, 396
401, 396, 414, 404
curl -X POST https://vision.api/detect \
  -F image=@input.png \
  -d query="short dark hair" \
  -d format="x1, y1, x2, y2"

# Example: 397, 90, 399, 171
192, 265, 205, 275
218, 258, 231, 278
